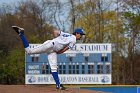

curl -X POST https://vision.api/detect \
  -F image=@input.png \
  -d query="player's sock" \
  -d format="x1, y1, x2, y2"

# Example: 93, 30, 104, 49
51, 72, 60, 88
19, 34, 29, 48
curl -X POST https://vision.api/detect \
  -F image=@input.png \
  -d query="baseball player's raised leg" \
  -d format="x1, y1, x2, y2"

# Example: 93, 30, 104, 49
12, 26, 29, 48
48, 52, 65, 90
12, 26, 53, 54
25, 40, 54, 54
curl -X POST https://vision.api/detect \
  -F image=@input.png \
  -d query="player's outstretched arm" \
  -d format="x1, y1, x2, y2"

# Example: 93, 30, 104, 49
56, 46, 69, 54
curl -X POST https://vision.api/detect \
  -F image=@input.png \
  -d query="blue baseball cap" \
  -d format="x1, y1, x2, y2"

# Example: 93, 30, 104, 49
74, 28, 85, 35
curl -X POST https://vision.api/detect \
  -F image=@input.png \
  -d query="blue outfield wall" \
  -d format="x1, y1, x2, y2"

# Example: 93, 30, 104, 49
81, 86, 140, 93
138, 87, 140, 93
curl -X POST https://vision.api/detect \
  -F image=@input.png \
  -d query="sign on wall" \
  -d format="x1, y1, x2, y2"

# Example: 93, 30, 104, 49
26, 74, 111, 84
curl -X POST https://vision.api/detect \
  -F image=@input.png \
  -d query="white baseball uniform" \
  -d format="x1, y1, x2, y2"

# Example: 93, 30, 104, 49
25, 31, 76, 72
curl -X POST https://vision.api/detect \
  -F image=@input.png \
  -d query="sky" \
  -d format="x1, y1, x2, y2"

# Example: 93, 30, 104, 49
0, 0, 23, 5
0, 0, 70, 31
0, 0, 62, 4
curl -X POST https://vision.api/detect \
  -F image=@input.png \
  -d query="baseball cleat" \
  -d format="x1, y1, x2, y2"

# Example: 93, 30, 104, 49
12, 26, 24, 35
56, 84, 66, 90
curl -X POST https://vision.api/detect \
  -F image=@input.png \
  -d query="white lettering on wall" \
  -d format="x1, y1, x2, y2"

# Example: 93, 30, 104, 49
29, 44, 111, 53
28, 70, 40, 74
26, 74, 112, 84
28, 65, 39, 69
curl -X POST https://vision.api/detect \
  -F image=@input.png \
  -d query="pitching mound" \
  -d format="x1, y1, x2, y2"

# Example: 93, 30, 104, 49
0, 85, 109, 93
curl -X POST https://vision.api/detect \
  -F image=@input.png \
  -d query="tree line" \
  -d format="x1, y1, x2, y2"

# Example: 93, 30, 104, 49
0, 0, 140, 84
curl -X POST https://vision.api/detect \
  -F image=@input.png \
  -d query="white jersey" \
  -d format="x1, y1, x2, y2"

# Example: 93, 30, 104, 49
52, 31, 76, 52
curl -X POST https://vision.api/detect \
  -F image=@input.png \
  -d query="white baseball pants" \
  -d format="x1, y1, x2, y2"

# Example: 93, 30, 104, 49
25, 40, 58, 72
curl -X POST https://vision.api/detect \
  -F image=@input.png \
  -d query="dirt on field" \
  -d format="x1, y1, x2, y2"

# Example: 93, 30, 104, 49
0, 85, 110, 93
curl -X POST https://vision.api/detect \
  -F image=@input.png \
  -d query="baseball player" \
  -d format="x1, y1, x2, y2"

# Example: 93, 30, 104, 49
12, 26, 85, 90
